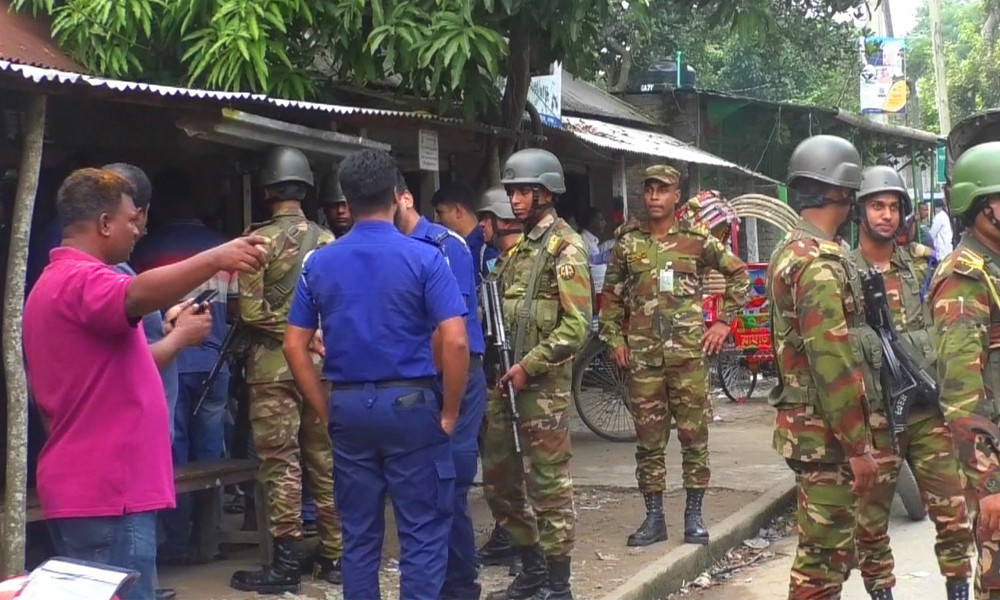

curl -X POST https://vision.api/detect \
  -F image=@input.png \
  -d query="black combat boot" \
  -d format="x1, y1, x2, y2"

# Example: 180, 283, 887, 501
683, 488, 709, 545
486, 544, 548, 600
946, 579, 969, 600
626, 492, 667, 547
314, 556, 343, 585
868, 588, 893, 600
479, 521, 519, 566
508, 553, 523, 576
230, 538, 301, 594
529, 556, 573, 600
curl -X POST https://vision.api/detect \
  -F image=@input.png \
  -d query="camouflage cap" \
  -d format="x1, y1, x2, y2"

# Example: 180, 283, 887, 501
644, 165, 679, 186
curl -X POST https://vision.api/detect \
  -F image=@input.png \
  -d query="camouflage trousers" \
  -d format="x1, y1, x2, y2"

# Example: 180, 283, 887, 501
857, 411, 973, 592
628, 358, 711, 492
479, 393, 508, 522
481, 365, 575, 558
786, 459, 858, 600
248, 380, 342, 558
957, 432, 1000, 599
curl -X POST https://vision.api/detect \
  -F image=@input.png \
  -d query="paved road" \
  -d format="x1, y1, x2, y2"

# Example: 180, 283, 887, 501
691, 495, 966, 600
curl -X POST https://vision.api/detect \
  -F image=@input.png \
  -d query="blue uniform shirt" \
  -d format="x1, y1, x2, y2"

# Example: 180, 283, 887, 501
412, 217, 486, 356
464, 226, 499, 286
288, 220, 467, 383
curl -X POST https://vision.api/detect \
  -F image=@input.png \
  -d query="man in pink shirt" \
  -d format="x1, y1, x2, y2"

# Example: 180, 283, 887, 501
23, 168, 269, 600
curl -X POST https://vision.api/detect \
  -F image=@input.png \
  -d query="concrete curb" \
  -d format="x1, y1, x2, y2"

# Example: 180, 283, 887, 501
599, 480, 797, 600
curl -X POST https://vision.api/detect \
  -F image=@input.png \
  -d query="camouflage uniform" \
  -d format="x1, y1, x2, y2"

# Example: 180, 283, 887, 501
931, 233, 1000, 599
239, 206, 342, 559
767, 217, 874, 599
599, 214, 748, 493
850, 242, 973, 593
480, 211, 592, 559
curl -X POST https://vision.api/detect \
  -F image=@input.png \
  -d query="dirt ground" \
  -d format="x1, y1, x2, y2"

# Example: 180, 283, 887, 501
161, 485, 757, 600
159, 382, 781, 599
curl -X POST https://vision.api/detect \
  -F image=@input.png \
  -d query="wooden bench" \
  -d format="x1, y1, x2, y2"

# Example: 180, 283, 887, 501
174, 458, 270, 564
4, 458, 270, 563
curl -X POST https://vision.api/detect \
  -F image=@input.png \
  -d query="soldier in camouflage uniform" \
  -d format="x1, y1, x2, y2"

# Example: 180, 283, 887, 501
850, 166, 972, 600
482, 149, 592, 600
766, 135, 879, 599
599, 166, 749, 547
231, 146, 343, 594
930, 141, 1000, 600
477, 187, 527, 570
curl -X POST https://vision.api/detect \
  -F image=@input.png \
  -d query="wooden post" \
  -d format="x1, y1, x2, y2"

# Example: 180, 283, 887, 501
2, 94, 46, 577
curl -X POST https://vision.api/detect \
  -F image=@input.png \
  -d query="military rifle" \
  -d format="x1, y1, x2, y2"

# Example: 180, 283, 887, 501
192, 321, 246, 416
480, 278, 523, 459
860, 268, 939, 452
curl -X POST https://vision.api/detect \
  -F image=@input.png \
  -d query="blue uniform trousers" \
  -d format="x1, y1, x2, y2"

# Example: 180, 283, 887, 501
329, 383, 456, 600
442, 361, 488, 600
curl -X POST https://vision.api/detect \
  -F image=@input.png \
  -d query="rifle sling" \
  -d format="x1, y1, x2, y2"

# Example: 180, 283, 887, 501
513, 222, 559, 364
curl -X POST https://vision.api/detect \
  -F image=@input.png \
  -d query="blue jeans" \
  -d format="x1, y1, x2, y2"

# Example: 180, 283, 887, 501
330, 383, 455, 600
48, 512, 157, 600
160, 371, 228, 558
442, 363, 487, 599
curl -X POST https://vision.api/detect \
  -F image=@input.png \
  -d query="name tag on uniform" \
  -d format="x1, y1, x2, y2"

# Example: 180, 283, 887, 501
659, 266, 674, 293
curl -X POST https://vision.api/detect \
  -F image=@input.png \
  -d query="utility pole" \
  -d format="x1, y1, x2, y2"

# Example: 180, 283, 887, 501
882, 0, 894, 37
928, 0, 952, 132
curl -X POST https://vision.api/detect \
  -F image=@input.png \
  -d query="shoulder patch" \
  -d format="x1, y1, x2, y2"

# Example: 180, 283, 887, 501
816, 239, 844, 260
615, 223, 640, 239
954, 249, 986, 278
557, 264, 576, 280
546, 234, 569, 256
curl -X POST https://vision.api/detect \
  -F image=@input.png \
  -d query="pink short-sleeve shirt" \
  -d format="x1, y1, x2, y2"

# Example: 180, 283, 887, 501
23, 247, 175, 519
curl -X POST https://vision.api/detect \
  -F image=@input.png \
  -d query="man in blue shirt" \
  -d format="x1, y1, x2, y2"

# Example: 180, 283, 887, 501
432, 181, 499, 285
395, 173, 487, 599
284, 149, 470, 600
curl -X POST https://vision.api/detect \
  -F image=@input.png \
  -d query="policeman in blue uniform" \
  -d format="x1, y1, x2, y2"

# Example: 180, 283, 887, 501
283, 149, 470, 600
394, 172, 488, 599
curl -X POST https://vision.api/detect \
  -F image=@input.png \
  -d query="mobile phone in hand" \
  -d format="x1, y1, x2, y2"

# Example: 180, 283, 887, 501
191, 289, 218, 313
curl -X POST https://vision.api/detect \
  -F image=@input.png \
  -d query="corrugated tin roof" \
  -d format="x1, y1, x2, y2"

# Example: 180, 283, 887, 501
561, 116, 779, 184
0, 1, 85, 72
562, 73, 656, 126
0, 59, 473, 127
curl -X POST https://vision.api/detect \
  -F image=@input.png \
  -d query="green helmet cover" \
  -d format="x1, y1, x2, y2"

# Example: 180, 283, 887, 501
950, 141, 1000, 217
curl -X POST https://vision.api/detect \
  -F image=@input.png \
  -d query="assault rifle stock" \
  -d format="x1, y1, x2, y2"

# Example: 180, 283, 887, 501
480, 279, 523, 458
860, 268, 939, 452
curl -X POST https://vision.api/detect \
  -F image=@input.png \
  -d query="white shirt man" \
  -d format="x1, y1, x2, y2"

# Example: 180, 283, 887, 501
929, 205, 953, 258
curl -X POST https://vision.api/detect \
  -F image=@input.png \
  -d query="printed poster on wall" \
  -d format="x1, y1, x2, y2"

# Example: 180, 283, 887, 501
860, 37, 907, 115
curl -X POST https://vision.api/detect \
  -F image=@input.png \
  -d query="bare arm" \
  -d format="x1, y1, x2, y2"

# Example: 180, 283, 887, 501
125, 236, 269, 319
438, 316, 469, 433
284, 325, 328, 422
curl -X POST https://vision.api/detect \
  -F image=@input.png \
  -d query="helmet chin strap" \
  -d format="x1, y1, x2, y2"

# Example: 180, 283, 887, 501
523, 186, 554, 228
983, 204, 1000, 235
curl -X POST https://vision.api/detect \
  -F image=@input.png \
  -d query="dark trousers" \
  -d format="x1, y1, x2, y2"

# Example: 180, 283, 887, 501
330, 383, 455, 600
442, 364, 487, 599
48, 511, 157, 600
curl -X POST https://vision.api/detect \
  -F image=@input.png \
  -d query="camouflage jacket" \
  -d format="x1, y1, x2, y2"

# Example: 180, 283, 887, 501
848, 242, 937, 421
498, 212, 592, 378
239, 207, 334, 383
767, 218, 872, 463
599, 217, 748, 364
930, 233, 1000, 494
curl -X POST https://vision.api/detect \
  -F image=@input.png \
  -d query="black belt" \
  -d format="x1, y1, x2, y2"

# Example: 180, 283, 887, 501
331, 377, 437, 391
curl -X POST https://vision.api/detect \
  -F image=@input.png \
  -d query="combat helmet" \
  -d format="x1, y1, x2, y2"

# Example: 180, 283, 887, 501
260, 146, 314, 188
786, 135, 863, 211
859, 165, 912, 217
950, 141, 1000, 219
319, 170, 346, 205
477, 187, 516, 220
500, 148, 566, 194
